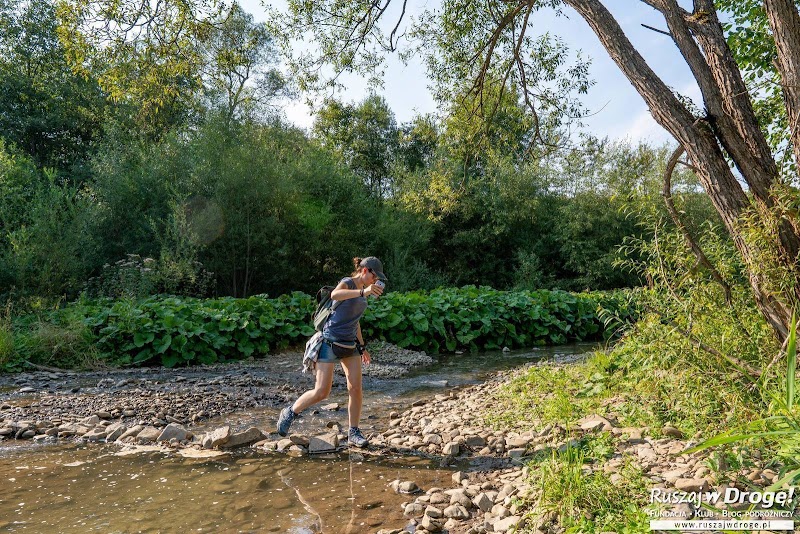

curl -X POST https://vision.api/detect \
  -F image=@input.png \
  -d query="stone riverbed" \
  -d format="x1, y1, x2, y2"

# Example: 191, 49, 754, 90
0, 343, 795, 533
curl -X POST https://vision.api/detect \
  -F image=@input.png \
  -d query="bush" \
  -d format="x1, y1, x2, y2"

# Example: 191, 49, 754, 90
23, 287, 635, 370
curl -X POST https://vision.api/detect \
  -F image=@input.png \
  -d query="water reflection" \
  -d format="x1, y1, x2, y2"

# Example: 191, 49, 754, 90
0, 444, 451, 533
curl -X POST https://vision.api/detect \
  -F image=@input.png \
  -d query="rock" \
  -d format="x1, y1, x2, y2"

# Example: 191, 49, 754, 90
157, 423, 188, 442
505, 437, 529, 448
661, 468, 690, 484
321, 403, 340, 411
465, 435, 487, 448
308, 433, 339, 453
663, 425, 683, 438
423, 434, 443, 445
82, 427, 108, 442
404, 503, 426, 517
444, 504, 470, 520
425, 506, 443, 519
289, 435, 310, 447
449, 490, 473, 508
118, 425, 144, 441
81, 415, 100, 426
96, 411, 112, 420
420, 514, 443, 532
178, 449, 229, 459
399, 481, 420, 494
136, 427, 161, 444
204, 426, 231, 448
18, 387, 35, 393
579, 418, 607, 432
220, 427, 265, 449
105, 422, 128, 442
491, 504, 510, 518
443, 442, 460, 456
473, 493, 493, 512
430, 493, 450, 505
674, 478, 709, 492
493, 515, 521, 532
452, 471, 469, 484
502, 347, 510, 352
276, 438, 294, 452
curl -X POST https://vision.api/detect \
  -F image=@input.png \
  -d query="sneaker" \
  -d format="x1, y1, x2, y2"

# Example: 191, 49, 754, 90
348, 427, 369, 448
277, 406, 297, 437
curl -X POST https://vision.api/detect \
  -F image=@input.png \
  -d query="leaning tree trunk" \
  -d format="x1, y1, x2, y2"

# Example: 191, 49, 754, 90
764, 0, 800, 173
565, 0, 799, 340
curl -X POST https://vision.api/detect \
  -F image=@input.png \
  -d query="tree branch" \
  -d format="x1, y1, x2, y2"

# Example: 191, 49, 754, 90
662, 145, 732, 305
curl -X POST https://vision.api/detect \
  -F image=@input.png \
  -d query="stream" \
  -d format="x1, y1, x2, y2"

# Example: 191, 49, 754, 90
0, 343, 598, 533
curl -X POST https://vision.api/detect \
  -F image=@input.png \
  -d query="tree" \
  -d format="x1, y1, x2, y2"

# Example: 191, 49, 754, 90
272, 0, 800, 340
0, 0, 105, 176
313, 94, 399, 198
200, 2, 287, 123
56, 0, 223, 135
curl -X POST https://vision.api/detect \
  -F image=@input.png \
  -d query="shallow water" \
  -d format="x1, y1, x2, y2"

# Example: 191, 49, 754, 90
0, 343, 599, 533
0, 443, 449, 533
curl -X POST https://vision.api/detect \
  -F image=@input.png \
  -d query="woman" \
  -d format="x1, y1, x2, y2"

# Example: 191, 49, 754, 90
277, 256, 387, 447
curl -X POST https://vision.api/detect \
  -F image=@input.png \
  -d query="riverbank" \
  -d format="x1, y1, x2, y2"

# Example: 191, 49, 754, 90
0, 342, 432, 444
1, 345, 795, 533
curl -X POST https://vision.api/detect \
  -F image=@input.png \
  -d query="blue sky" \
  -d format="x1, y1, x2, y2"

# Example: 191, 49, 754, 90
241, 0, 700, 146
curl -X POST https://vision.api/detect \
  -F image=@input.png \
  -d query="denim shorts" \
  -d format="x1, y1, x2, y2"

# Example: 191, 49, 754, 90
317, 341, 358, 363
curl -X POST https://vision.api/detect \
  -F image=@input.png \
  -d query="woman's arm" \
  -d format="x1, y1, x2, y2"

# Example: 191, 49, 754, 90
330, 280, 361, 300
357, 322, 370, 365
331, 279, 378, 300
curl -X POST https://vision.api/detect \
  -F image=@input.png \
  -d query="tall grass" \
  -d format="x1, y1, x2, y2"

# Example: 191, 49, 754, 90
686, 311, 800, 487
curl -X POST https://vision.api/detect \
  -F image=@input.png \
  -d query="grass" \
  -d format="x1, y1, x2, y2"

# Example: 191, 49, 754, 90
485, 316, 765, 440
484, 311, 790, 532
520, 436, 651, 533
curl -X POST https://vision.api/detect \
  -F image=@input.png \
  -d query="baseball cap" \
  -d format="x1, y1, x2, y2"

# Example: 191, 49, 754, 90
360, 257, 388, 281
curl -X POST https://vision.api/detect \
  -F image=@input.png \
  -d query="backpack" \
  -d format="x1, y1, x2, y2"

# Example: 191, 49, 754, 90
312, 285, 342, 331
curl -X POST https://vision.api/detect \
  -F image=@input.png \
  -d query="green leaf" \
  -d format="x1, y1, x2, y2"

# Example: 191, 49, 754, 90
133, 331, 155, 347
154, 334, 172, 354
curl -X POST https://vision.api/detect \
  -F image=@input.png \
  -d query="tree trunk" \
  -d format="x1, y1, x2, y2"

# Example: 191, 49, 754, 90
565, 0, 794, 338
764, 0, 800, 172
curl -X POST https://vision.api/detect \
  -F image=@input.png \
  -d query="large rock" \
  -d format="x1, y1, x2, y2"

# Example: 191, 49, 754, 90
444, 504, 470, 520
442, 442, 460, 456
425, 505, 443, 519
289, 435, 310, 447
105, 422, 128, 442
404, 502, 425, 517
81, 427, 108, 442
203, 426, 230, 449
118, 425, 144, 441
308, 433, 339, 453
220, 427, 265, 449
493, 515, 521, 532
473, 493, 493, 512
157, 423, 188, 442
399, 481, 420, 494
136, 426, 161, 444
420, 514, 443, 532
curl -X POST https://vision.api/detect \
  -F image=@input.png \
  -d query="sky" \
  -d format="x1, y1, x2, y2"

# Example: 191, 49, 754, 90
240, 0, 701, 147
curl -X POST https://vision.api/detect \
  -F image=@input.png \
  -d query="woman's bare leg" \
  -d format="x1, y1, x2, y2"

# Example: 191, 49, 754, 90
292, 362, 335, 413
340, 356, 363, 428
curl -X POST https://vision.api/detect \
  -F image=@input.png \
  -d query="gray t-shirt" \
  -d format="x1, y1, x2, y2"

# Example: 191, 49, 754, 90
322, 277, 367, 341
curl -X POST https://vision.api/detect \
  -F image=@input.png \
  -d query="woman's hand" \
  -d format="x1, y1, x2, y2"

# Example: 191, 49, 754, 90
365, 284, 384, 298
362, 349, 371, 365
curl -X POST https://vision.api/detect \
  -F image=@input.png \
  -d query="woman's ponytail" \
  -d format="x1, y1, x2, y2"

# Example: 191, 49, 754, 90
350, 257, 363, 277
